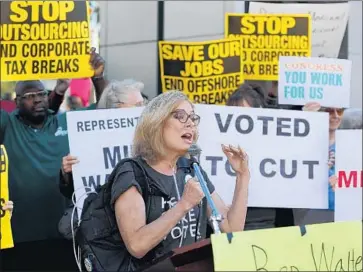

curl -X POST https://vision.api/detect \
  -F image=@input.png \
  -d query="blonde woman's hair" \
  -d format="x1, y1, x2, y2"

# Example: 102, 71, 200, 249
97, 79, 144, 109
132, 90, 197, 163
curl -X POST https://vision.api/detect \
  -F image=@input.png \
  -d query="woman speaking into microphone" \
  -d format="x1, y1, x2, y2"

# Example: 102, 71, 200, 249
108, 90, 250, 270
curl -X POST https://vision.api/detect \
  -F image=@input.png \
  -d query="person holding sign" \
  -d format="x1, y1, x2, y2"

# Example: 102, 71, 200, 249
98, 91, 250, 271
59, 79, 146, 201
1, 201, 14, 217
303, 102, 344, 208
0, 51, 105, 271
293, 102, 344, 226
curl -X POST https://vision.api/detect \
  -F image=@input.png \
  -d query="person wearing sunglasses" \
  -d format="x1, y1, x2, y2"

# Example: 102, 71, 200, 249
293, 102, 344, 226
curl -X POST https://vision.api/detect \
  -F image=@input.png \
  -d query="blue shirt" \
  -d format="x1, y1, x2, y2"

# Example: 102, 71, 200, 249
328, 143, 335, 210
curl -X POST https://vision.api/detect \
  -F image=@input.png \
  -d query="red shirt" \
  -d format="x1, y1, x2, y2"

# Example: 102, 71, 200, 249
0, 100, 16, 112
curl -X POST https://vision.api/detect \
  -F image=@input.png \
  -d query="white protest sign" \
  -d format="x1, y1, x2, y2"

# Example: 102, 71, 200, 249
195, 104, 329, 209
249, 2, 349, 58
67, 105, 330, 212
66, 107, 144, 212
278, 56, 352, 108
335, 130, 362, 222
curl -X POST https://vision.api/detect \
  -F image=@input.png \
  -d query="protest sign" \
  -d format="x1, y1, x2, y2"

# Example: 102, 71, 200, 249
211, 221, 362, 271
67, 105, 330, 211
195, 104, 329, 209
249, 2, 349, 58
0, 145, 14, 250
67, 107, 143, 213
335, 130, 362, 222
278, 57, 352, 108
158, 39, 244, 105
0, 1, 93, 81
225, 13, 311, 81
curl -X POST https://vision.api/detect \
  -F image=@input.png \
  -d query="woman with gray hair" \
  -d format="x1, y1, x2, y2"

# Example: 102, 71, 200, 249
340, 108, 362, 129
96, 79, 145, 109
60, 79, 145, 197
106, 90, 250, 271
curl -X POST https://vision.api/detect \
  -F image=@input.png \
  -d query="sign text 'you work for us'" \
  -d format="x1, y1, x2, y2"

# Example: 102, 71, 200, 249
159, 39, 244, 105
225, 14, 311, 81
0, 1, 93, 81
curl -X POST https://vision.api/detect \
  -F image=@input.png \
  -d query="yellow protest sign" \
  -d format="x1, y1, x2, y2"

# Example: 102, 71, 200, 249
212, 221, 362, 271
225, 14, 311, 81
0, 145, 14, 249
0, 1, 93, 81
158, 39, 244, 105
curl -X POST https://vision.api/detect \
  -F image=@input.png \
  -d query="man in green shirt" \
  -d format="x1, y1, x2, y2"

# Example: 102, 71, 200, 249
0, 52, 105, 271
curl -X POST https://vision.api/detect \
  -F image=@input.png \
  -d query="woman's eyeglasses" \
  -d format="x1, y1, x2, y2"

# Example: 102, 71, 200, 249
172, 110, 200, 125
320, 107, 345, 116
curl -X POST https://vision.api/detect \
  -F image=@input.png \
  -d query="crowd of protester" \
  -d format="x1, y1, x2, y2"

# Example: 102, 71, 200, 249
0, 49, 362, 271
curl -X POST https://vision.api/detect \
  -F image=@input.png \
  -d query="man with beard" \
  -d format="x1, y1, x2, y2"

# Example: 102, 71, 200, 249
0, 80, 77, 271
0, 52, 105, 271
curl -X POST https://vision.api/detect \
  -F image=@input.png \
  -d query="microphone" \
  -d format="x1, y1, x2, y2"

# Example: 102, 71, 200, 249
177, 144, 201, 174
188, 144, 223, 234
187, 143, 202, 162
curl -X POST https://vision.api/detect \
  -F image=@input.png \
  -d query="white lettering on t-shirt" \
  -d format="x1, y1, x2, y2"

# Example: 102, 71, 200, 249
161, 197, 201, 242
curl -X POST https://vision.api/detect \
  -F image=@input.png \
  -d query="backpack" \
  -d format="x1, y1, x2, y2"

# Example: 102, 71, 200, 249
74, 157, 170, 272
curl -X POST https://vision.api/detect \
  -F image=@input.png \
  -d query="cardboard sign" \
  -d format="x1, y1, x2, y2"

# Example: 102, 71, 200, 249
0, 145, 14, 249
0, 1, 93, 81
211, 221, 362, 271
278, 56, 352, 108
225, 13, 311, 81
158, 39, 244, 105
335, 130, 362, 222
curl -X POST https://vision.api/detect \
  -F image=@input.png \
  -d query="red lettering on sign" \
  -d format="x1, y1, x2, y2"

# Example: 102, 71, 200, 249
337, 170, 363, 188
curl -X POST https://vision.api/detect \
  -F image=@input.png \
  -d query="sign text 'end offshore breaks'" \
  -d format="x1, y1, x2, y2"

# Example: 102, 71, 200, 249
159, 39, 244, 105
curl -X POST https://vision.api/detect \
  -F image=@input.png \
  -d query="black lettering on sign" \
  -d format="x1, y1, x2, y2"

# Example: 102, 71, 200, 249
260, 159, 319, 179
0, 148, 6, 173
215, 113, 253, 134
205, 156, 223, 176
4, 60, 26, 75
259, 64, 278, 76
0, 43, 17, 58
103, 145, 132, 170
0, 198, 5, 218
311, 243, 362, 272
32, 59, 79, 75
1, 1, 87, 26
81, 174, 110, 193
251, 245, 268, 271
226, 14, 310, 80
243, 63, 256, 75
21, 41, 90, 58
159, 39, 243, 105
76, 117, 139, 132
205, 156, 237, 177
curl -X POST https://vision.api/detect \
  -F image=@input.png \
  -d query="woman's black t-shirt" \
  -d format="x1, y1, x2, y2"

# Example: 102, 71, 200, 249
110, 158, 215, 270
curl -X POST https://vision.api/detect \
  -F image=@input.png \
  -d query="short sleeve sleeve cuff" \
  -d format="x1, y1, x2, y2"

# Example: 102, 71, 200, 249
110, 162, 143, 208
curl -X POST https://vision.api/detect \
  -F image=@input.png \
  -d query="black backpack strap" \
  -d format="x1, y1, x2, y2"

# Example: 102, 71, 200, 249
106, 157, 169, 221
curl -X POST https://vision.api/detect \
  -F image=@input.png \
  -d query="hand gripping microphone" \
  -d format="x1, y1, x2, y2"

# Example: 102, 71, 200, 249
188, 144, 223, 234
